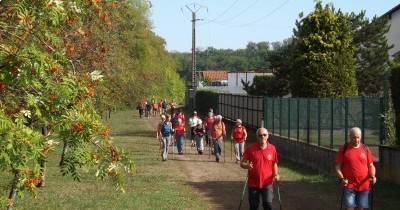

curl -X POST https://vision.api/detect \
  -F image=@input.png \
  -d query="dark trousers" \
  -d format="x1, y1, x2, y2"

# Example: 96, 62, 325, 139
248, 185, 273, 210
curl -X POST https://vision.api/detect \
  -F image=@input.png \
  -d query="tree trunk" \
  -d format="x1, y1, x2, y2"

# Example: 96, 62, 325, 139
37, 128, 47, 187
59, 139, 68, 167
7, 173, 18, 210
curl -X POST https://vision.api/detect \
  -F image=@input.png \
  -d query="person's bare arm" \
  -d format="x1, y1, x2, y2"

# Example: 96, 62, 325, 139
335, 163, 348, 186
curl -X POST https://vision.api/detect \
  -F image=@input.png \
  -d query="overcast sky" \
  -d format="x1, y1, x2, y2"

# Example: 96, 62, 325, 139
149, 0, 399, 52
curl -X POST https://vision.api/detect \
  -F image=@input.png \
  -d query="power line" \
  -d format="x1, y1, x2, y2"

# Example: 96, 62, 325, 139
207, 0, 291, 28
210, 0, 260, 23
205, 0, 240, 23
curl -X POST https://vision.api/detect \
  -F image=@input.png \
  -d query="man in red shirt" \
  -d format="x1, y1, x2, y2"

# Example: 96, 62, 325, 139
335, 127, 376, 210
240, 128, 279, 210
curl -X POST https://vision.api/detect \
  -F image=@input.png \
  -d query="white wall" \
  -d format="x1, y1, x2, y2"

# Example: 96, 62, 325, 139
387, 9, 400, 59
198, 72, 273, 94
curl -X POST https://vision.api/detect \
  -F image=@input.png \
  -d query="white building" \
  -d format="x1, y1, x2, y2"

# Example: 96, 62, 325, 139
198, 69, 274, 94
385, 4, 400, 59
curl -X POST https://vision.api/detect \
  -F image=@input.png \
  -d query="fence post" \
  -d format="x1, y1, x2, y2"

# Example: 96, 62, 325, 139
345, 97, 349, 144
379, 97, 384, 145
264, 97, 268, 129
280, 97, 282, 136
272, 98, 275, 134
288, 98, 291, 140
307, 98, 310, 144
318, 97, 321, 146
361, 96, 365, 144
330, 97, 334, 149
297, 98, 300, 141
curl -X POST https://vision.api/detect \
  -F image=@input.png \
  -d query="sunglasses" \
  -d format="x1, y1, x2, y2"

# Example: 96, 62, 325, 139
258, 133, 268, 137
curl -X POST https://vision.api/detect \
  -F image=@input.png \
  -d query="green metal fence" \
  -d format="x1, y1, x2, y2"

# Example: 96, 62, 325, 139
264, 97, 384, 149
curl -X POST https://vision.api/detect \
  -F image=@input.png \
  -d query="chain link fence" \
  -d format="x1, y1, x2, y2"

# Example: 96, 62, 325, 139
264, 97, 384, 150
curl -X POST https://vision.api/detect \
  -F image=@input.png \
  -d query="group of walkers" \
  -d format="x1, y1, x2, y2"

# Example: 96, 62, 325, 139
156, 108, 249, 164
154, 107, 376, 210
136, 99, 177, 118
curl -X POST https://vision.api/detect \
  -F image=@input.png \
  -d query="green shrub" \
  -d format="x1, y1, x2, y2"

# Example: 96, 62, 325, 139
390, 64, 400, 145
195, 90, 220, 116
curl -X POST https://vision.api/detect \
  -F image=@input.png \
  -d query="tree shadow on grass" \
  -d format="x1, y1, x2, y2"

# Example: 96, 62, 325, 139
187, 180, 341, 210
111, 130, 155, 138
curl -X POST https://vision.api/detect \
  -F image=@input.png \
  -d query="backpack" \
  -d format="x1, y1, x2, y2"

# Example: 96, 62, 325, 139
162, 101, 167, 109
161, 122, 172, 137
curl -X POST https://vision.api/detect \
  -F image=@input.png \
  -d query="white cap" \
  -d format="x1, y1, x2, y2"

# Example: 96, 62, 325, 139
236, 119, 242, 124
216, 115, 222, 119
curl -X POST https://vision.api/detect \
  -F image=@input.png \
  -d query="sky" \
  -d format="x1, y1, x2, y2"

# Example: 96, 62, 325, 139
149, 0, 399, 52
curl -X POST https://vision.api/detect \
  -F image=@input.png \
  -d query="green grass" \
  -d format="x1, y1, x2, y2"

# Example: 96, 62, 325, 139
0, 110, 209, 210
1, 109, 400, 209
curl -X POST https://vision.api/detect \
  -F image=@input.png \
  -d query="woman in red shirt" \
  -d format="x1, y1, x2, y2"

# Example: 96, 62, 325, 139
174, 118, 186, 155
231, 119, 247, 163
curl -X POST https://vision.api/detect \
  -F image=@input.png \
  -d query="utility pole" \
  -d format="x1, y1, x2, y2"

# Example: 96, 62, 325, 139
184, 3, 207, 109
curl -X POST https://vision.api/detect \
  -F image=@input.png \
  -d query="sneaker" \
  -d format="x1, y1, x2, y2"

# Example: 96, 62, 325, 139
199, 151, 203, 155
216, 157, 219, 162
178, 152, 183, 155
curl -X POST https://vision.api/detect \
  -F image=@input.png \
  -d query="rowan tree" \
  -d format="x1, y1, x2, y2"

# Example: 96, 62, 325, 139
0, 1, 133, 209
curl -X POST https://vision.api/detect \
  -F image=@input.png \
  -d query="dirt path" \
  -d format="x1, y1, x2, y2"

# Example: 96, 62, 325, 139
146, 117, 339, 210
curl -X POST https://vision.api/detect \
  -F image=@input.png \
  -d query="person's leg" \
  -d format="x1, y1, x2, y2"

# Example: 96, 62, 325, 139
343, 189, 357, 210
213, 139, 219, 161
248, 187, 260, 210
354, 190, 370, 210
261, 185, 274, 210
239, 142, 245, 160
199, 136, 204, 152
234, 142, 240, 161
161, 137, 167, 161
176, 134, 183, 154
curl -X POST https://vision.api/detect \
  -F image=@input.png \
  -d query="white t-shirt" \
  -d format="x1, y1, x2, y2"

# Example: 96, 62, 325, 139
189, 116, 200, 127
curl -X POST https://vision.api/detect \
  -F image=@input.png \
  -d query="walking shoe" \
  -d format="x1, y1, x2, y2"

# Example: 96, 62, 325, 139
198, 150, 203, 155
216, 157, 219, 162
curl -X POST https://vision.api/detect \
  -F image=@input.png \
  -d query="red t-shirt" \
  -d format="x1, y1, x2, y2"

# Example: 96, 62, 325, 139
174, 123, 186, 135
232, 125, 246, 143
205, 116, 214, 130
177, 113, 185, 123
242, 142, 278, 188
335, 145, 374, 191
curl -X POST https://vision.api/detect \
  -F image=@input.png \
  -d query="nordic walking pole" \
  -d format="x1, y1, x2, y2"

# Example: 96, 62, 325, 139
339, 188, 344, 210
238, 172, 249, 210
370, 180, 374, 210
276, 180, 282, 210
223, 138, 226, 163
172, 135, 175, 160
231, 139, 233, 161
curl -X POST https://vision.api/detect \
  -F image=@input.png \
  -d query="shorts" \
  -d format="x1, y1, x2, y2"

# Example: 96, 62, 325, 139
343, 189, 369, 209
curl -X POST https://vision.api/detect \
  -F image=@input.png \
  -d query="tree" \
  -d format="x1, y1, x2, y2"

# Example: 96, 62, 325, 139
290, 2, 357, 97
350, 12, 392, 96
391, 61, 400, 145
0, 1, 133, 209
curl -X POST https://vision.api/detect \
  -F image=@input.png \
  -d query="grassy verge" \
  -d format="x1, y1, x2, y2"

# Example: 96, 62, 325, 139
0, 110, 209, 210
1, 109, 399, 209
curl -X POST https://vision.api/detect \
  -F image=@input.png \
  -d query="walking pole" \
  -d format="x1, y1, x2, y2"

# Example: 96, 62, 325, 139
172, 135, 175, 160
223, 138, 226, 163
339, 188, 344, 210
238, 172, 249, 210
276, 180, 282, 210
231, 139, 233, 161
370, 180, 374, 210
